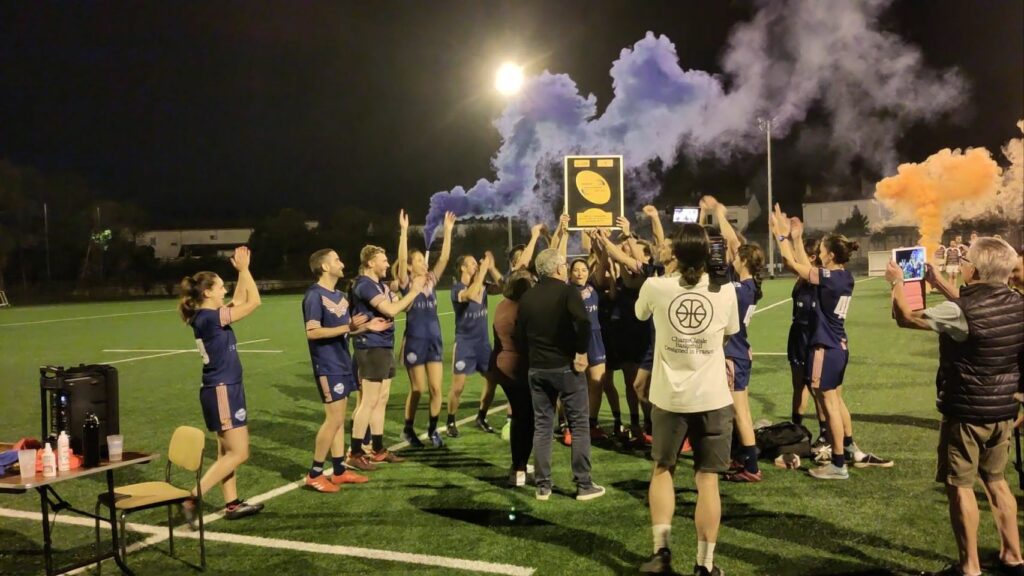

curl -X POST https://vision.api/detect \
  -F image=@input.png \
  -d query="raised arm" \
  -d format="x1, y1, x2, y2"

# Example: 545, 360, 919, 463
789, 217, 810, 267
484, 251, 504, 293
460, 253, 491, 304
598, 219, 643, 274
886, 260, 932, 330
513, 223, 546, 271
431, 211, 456, 279
371, 274, 426, 318
642, 205, 665, 250
702, 196, 740, 263
397, 210, 410, 287
227, 246, 261, 322
553, 213, 571, 260
770, 205, 813, 281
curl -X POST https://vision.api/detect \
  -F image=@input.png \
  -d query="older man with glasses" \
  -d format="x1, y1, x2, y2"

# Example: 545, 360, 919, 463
515, 248, 605, 502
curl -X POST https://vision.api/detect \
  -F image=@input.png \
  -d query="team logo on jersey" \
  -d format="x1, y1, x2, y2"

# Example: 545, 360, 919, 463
821, 269, 831, 278
322, 295, 349, 318
407, 352, 418, 363
455, 360, 466, 371
333, 382, 346, 395
668, 292, 714, 335
234, 408, 247, 422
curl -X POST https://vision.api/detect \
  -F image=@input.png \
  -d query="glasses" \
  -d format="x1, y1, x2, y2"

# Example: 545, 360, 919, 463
960, 255, 971, 265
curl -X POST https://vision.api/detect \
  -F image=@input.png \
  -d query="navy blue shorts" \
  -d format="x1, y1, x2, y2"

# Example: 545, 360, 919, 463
787, 324, 812, 366
619, 322, 652, 365
453, 339, 491, 375
199, 382, 248, 432
401, 335, 443, 367
601, 323, 621, 370
808, 344, 849, 391
587, 330, 607, 366
316, 373, 357, 403
726, 355, 752, 392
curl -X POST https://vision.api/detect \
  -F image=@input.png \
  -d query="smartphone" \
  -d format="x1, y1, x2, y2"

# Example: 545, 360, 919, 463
673, 207, 700, 224
892, 246, 927, 282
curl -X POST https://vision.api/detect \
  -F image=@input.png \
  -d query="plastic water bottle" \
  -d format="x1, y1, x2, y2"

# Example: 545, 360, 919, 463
42, 443, 57, 477
83, 413, 101, 468
57, 431, 70, 472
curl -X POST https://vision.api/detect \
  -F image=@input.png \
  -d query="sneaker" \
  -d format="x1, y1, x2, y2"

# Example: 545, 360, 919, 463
694, 564, 724, 576
849, 452, 894, 468
727, 460, 744, 472
330, 469, 369, 484
808, 463, 849, 480
535, 485, 552, 501
344, 452, 378, 472
475, 417, 496, 433
370, 449, 405, 463
724, 469, 763, 483
428, 429, 445, 448
642, 432, 653, 446
402, 428, 425, 448
639, 547, 672, 574
576, 484, 606, 501
508, 469, 526, 487
446, 422, 460, 438
680, 438, 692, 453
181, 498, 199, 531
304, 474, 340, 493
811, 436, 831, 463
986, 554, 1024, 576
223, 500, 264, 520
562, 427, 573, 446
590, 425, 608, 441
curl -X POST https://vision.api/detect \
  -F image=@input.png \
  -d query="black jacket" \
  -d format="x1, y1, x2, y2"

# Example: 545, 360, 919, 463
514, 276, 591, 370
936, 283, 1024, 423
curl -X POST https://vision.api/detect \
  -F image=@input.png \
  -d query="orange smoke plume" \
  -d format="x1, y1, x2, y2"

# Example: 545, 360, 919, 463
874, 147, 1000, 255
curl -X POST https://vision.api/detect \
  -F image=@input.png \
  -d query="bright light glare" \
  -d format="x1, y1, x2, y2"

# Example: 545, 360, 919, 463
495, 63, 524, 96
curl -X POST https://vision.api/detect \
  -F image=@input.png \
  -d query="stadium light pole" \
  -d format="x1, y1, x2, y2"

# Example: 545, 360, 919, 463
758, 117, 776, 279
495, 62, 524, 253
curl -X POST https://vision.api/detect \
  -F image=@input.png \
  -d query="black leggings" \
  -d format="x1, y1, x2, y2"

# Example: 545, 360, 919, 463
495, 372, 535, 471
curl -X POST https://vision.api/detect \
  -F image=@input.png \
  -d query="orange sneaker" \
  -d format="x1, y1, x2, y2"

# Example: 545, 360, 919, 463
680, 439, 692, 453
331, 469, 369, 484
304, 474, 340, 493
370, 450, 405, 463
562, 428, 573, 446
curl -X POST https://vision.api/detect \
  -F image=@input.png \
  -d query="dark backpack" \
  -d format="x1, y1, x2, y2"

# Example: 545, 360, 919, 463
755, 421, 812, 459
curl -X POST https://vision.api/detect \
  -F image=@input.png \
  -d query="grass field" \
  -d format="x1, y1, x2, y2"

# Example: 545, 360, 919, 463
0, 276, 1019, 575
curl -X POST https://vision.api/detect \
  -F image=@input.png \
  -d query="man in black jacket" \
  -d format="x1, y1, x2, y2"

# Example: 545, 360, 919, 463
889, 237, 1023, 576
515, 248, 605, 502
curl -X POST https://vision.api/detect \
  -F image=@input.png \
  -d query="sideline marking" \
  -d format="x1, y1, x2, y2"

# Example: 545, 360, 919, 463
102, 339, 270, 365
0, 506, 534, 576
0, 308, 174, 327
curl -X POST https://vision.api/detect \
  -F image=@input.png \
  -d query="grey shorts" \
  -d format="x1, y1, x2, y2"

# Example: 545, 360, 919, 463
353, 347, 396, 382
651, 404, 735, 472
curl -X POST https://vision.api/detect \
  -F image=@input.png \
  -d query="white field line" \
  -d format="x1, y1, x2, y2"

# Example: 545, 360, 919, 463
750, 275, 877, 319
751, 352, 787, 356
103, 349, 282, 353
0, 308, 174, 327
0, 506, 534, 576
102, 339, 270, 365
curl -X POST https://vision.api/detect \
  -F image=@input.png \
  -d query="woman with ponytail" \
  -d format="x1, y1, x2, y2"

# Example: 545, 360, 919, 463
704, 194, 766, 483
177, 245, 264, 527
770, 205, 892, 481
635, 223, 739, 576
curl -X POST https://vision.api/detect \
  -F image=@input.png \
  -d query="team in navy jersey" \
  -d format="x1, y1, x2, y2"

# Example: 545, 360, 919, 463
178, 246, 264, 524
771, 204, 893, 479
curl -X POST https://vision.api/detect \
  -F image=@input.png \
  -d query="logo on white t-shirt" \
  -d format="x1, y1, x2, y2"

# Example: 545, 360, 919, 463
668, 293, 714, 335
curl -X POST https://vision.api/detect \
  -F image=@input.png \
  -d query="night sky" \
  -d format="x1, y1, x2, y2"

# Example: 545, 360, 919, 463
0, 1, 1021, 227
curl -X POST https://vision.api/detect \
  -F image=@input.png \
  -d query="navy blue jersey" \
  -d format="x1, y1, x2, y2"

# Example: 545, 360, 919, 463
452, 280, 489, 342
401, 272, 441, 339
575, 282, 601, 331
192, 307, 243, 387
809, 267, 853, 348
725, 277, 758, 359
302, 283, 355, 376
791, 280, 818, 327
351, 275, 397, 349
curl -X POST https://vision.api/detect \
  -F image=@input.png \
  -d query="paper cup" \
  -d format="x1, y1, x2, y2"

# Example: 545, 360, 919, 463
106, 435, 124, 462
18, 449, 37, 479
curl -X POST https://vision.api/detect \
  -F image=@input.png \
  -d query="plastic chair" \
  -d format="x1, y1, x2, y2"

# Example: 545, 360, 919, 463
94, 425, 206, 572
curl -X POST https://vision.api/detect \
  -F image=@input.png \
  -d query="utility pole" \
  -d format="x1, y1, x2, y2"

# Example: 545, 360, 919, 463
43, 202, 51, 282
758, 117, 776, 278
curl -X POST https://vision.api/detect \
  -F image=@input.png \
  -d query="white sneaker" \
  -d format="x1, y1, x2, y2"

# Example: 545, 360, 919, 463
808, 463, 849, 480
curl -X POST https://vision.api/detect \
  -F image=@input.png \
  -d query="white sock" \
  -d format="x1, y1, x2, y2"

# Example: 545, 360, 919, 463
701, 542, 716, 569
697, 541, 707, 566
652, 524, 671, 553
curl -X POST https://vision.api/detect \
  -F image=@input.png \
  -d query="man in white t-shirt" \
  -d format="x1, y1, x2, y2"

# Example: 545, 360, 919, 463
636, 224, 739, 576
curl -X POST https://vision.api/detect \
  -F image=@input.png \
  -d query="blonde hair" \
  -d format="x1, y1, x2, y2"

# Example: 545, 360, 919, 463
360, 245, 386, 271
966, 237, 1018, 283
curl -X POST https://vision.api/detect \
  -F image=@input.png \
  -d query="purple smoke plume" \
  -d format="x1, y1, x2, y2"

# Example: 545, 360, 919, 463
424, 0, 966, 244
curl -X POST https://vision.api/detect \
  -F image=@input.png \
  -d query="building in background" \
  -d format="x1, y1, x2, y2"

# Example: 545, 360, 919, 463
135, 228, 254, 260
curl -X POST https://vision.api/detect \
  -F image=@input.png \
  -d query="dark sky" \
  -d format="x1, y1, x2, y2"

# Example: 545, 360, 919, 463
0, 1, 1021, 226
